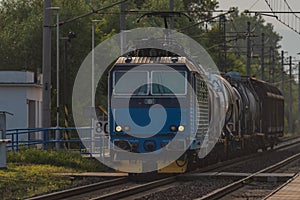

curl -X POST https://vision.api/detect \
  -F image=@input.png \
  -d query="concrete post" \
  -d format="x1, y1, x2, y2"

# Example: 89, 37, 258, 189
261, 33, 265, 80
42, 0, 52, 128
289, 56, 293, 134
281, 50, 285, 95
246, 21, 251, 76
0, 112, 12, 169
120, 1, 126, 55
298, 62, 300, 134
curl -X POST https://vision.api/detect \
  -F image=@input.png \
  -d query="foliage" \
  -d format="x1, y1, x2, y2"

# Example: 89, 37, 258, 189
0, 164, 74, 199
226, 10, 282, 76
0, 0, 44, 70
0, 0, 217, 126
199, 8, 282, 76
183, 0, 218, 22
1, 1, 295, 134
3, 148, 111, 199
7, 149, 111, 171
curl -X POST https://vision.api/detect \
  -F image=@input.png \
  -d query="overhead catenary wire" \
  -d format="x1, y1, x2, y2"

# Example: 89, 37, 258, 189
177, 9, 235, 32
59, 0, 129, 26
249, 0, 261, 10
263, 0, 300, 35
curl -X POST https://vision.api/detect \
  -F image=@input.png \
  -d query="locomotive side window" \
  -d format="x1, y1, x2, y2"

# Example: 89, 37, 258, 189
151, 71, 187, 95
113, 71, 149, 95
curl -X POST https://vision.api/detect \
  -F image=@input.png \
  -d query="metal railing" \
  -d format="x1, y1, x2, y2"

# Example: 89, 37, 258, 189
5, 127, 95, 155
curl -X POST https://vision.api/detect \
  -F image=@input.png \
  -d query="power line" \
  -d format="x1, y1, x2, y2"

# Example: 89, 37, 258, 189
249, 0, 261, 10
178, 9, 235, 32
262, 0, 300, 35
59, 0, 129, 26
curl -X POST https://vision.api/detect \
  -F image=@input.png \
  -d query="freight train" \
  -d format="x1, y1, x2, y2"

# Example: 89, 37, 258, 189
108, 55, 284, 173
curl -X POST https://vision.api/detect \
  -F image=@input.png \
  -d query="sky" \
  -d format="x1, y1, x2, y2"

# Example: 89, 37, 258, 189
218, 0, 300, 58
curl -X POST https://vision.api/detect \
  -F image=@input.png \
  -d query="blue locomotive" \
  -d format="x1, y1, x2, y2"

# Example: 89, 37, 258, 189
108, 56, 210, 173
108, 56, 284, 173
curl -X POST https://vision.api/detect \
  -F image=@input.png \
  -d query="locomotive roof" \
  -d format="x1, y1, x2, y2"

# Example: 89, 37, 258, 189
115, 57, 201, 73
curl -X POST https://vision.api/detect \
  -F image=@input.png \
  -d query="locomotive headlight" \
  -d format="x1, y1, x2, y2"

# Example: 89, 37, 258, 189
178, 125, 185, 132
124, 125, 131, 132
169, 125, 177, 132
115, 125, 122, 132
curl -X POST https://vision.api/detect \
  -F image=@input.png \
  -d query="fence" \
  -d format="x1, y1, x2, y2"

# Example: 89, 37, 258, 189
5, 127, 108, 157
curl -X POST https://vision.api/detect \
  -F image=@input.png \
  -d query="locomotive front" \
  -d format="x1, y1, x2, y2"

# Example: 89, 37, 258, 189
108, 57, 209, 173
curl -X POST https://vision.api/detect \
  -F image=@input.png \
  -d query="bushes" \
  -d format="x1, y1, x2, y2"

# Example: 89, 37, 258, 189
7, 150, 110, 172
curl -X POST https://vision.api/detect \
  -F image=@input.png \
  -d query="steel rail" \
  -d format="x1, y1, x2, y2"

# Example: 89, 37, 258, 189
193, 135, 300, 173
195, 152, 300, 200
25, 177, 128, 200
90, 177, 176, 200
26, 136, 300, 200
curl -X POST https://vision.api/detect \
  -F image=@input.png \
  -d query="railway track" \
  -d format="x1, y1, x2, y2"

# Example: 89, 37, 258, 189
193, 135, 300, 173
26, 136, 300, 200
25, 177, 128, 200
196, 152, 300, 200
89, 177, 176, 200
26, 176, 176, 200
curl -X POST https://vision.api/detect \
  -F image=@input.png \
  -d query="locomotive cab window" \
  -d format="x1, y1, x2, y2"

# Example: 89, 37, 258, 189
113, 71, 149, 95
151, 71, 187, 95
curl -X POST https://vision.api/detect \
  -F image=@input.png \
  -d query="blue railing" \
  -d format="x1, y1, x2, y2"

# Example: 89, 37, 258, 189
6, 127, 92, 153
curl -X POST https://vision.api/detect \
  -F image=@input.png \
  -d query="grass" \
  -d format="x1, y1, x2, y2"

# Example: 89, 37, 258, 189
0, 164, 75, 200
7, 149, 110, 172
1, 149, 112, 199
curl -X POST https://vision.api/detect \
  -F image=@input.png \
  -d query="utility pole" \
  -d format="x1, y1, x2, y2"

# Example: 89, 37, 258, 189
120, 0, 126, 55
281, 50, 285, 95
45, 6, 61, 150
63, 38, 68, 126
298, 62, 300, 134
170, 0, 174, 30
261, 33, 265, 80
55, 8, 60, 132
268, 47, 272, 82
289, 56, 293, 134
246, 21, 251, 76
218, 15, 226, 72
222, 15, 227, 72
62, 32, 76, 128
272, 48, 275, 83
42, 0, 52, 128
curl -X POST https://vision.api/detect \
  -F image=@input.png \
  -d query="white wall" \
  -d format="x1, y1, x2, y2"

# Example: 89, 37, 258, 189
0, 71, 43, 130
0, 86, 27, 129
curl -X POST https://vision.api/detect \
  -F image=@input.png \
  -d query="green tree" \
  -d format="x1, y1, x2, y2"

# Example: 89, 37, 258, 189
225, 9, 282, 77
197, 8, 282, 76
0, 0, 44, 70
0, 0, 219, 126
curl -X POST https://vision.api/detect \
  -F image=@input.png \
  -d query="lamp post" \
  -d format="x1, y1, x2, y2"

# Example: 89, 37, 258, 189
61, 32, 76, 113
60, 32, 76, 149
92, 20, 102, 109
297, 53, 300, 134
288, 56, 293, 134
91, 20, 102, 154
42, 0, 52, 129
298, 61, 300, 134
47, 7, 60, 149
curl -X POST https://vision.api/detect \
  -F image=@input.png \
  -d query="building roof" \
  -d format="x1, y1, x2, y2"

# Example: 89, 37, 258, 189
0, 71, 42, 87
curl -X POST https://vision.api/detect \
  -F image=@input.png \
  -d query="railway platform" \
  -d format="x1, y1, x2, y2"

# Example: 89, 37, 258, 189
266, 174, 300, 200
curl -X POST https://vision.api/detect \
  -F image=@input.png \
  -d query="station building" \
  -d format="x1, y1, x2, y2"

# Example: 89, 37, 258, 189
0, 71, 42, 140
